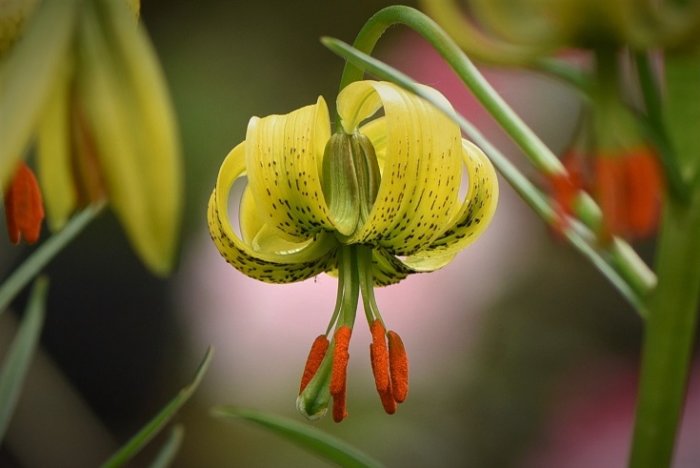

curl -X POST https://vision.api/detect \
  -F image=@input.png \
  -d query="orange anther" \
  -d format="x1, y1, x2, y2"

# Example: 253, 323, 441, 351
388, 330, 409, 403
332, 387, 348, 423
330, 326, 352, 423
369, 320, 390, 393
4, 162, 44, 245
299, 335, 329, 393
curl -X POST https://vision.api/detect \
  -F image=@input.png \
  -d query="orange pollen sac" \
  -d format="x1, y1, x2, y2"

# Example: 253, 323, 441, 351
330, 326, 352, 423
388, 331, 409, 403
369, 320, 396, 414
299, 335, 329, 393
4, 162, 45, 245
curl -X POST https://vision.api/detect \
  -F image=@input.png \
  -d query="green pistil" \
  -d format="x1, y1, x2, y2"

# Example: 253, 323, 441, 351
321, 131, 380, 240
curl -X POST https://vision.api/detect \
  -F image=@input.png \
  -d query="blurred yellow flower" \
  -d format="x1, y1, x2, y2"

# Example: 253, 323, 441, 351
0, 0, 180, 275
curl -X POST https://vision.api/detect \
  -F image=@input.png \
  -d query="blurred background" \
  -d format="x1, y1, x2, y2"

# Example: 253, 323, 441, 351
1, 0, 698, 466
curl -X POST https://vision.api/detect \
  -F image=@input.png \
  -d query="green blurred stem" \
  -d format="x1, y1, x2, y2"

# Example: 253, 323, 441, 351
0, 203, 104, 316
323, 37, 647, 314
629, 54, 700, 468
0, 278, 48, 442
634, 52, 689, 202
629, 192, 700, 468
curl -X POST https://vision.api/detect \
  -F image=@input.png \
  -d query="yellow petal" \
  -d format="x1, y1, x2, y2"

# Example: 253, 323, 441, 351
337, 81, 463, 254
208, 143, 338, 284
245, 97, 336, 239
371, 248, 410, 287
0, 0, 78, 188
76, 1, 181, 276
396, 139, 499, 272
36, 51, 76, 231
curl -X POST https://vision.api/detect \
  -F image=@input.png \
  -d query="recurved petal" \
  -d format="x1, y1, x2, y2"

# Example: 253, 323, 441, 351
398, 139, 499, 272
208, 143, 338, 284
245, 97, 336, 239
370, 248, 411, 287
37, 51, 76, 231
337, 81, 463, 254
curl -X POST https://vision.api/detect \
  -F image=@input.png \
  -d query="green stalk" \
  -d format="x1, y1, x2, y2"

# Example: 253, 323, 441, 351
628, 54, 700, 468
634, 52, 689, 202
629, 193, 700, 468
337, 5, 563, 175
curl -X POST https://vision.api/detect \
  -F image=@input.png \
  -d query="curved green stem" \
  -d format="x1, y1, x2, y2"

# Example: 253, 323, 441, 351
337, 5, 564, 175
323, 36, 650, 315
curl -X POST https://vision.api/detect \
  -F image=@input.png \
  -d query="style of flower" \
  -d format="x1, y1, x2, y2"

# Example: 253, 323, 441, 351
0, 0, 180, 274
208, 80, 499, 421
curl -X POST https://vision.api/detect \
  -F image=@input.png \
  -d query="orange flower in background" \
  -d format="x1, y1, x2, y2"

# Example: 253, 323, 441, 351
595, 147, 662, 240
548, 150, 586, 235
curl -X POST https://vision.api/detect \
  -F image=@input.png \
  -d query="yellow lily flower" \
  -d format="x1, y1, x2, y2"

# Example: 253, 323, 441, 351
0, 0, 180, 275
208, 80, 498, 421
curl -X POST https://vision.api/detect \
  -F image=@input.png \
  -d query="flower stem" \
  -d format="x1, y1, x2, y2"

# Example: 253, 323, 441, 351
629, 193, 700, 468
628, 53, 700, 468
634, 52, 689, 202
337, 6, 564, 176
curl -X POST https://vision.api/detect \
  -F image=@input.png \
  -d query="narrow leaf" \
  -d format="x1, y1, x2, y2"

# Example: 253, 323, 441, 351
0, 204, 103, 317
101, 347, 213, 468
148, 425, 184, 468
212, 406, 384, 468
0, 277, 49, 442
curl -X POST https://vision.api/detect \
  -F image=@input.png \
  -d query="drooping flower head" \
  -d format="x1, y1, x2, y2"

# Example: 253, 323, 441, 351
208, 80, 498, 421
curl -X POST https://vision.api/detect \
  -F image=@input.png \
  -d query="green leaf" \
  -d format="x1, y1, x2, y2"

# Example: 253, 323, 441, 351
0, 277, 49, 442
212, 406, 385, 468
148, 425, 184, 468
101, 347, 213, 468
0, 204, 104, 317
0, 0, 79, 186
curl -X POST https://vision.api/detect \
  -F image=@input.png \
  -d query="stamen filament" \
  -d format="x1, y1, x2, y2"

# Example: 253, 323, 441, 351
358, 246, 383, 325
